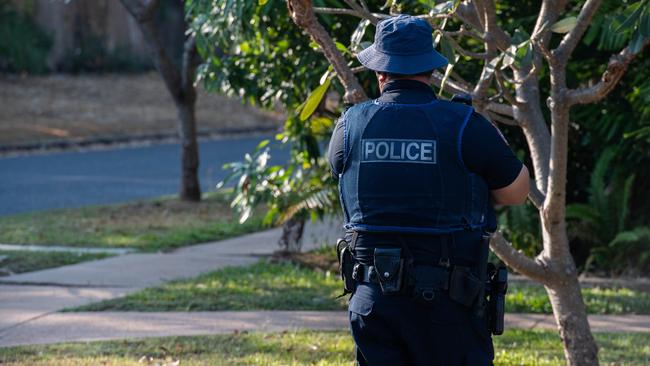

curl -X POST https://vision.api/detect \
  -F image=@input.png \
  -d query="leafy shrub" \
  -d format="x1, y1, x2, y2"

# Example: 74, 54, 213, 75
0, 0, 52, 73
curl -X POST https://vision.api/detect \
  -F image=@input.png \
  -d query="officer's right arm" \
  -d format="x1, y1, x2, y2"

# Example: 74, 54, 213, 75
462, 112, 530, 206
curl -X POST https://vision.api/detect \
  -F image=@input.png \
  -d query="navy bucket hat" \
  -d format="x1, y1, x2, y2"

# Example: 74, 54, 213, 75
357, 14, 448, 74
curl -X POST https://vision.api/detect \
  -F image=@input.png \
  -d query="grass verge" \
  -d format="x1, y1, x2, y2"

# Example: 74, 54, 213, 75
0, 192, 264, 252
70, 261, 345, 312
0, 250, 113, 276
0, 330, 647, 365
69, 256, 650, 314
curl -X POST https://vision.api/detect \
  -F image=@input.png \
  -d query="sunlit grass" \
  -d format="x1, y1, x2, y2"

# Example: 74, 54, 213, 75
69, 259, 650, 315
0, 191, 265, 252
1, 330, 648, 366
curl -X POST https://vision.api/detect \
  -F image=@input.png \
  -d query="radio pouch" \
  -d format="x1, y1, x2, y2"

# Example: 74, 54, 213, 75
373, 248, 403, 294
337, 239, 355, 294
412, 265, 449, 304
449, 266, 483, 307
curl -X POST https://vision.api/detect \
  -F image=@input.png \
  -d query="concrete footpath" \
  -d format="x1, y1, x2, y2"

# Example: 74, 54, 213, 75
0, 219, 649, 349
0, 219, 343, 347
2, 311, 649, 348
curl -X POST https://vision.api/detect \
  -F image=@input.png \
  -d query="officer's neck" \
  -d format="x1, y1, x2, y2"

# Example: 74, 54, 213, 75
378, 75, 431, 93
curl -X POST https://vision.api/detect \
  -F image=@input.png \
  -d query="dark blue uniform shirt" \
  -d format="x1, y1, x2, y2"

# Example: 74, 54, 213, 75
327, 79, 523, 267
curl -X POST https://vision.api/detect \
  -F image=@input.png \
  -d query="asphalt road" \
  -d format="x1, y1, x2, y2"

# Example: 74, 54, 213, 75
0, 136, 288, 216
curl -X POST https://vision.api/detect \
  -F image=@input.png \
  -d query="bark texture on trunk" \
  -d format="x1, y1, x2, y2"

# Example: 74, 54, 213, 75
544, 253, 599, 366
177, 100, 201, 201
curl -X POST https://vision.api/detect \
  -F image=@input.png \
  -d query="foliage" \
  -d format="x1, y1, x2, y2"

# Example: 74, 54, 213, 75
0, 0, 52, 73
187, 0, 362, 226
189, 0, 650, 275
567, 148, 650, 274
498, 202, 542, 258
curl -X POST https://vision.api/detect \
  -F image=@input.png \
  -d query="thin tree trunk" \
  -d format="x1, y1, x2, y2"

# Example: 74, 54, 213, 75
176, 98, 201, 201
544, 255, 599, 365
119, 0, 202, 202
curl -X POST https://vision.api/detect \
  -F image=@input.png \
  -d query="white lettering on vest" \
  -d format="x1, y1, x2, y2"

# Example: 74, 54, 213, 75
375, 142, 389, 159
361, 139, 437, 164
420, 142, 433, 161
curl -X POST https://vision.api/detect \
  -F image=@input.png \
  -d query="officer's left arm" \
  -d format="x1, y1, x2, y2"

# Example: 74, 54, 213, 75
327, 117, 346, 179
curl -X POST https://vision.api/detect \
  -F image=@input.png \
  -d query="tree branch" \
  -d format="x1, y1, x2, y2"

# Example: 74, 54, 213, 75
495, 71, 521, 107
431, 70, 472, 95
479, 0, 512, 50
343, 0, 380, 25
442, 33, 489, 59
567, 42, 647, 105
490, 231, 550, 285
528, 179, 545, 210
486, 102, 514, 117
555, 0, 602, 61
487, 110, 518, 126
287, 0, 367, 104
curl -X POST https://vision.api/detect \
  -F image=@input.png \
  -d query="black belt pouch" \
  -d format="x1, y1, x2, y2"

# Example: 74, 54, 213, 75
373, 248, 403, 294
449, 266, 483, 307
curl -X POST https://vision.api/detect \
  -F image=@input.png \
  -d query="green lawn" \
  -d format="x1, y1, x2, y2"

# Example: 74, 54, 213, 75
69, 259, 650, 315
0, 192, 264, 252
0, 250, 113, 276
71, 261, 345, 312
0, 330, 647, 365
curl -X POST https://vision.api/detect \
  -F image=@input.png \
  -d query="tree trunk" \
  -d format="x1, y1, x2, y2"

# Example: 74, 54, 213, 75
279, 217, 305, 253
176, 97, 201, 201
542, 221, 599, 365
546, 272, 599, 365
119, 0, 202, 202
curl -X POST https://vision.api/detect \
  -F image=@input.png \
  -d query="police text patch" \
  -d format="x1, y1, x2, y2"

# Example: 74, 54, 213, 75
361, 139, 437, 164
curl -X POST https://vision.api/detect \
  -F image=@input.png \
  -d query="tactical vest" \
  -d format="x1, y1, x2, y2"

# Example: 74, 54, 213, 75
339, 99, 490, 234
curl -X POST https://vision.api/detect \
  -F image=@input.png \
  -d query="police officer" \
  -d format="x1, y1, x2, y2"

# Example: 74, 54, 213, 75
328, 15, 530, 366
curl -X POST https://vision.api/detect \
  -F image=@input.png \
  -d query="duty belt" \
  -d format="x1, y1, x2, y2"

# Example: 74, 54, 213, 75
352, 262, 481, 308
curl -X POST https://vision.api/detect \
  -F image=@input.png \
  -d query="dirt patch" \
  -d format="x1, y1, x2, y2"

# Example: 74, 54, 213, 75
272, 250, 339, 273
0, 73, 283, 148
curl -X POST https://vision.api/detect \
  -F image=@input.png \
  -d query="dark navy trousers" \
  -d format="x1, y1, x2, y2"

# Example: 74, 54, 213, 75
349, 282, 494, 366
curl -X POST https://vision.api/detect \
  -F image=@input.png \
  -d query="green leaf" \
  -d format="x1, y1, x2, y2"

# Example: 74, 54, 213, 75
256, 139, 270, 150
551, 16, 578, 33
259, 0, 268, 5
615, 1, 644, 33
439, 37, 456, 65
430, 1, 455, 15
350, 19, 371, 53
629, 30, 645, 54
335, 41, 350, 55
515, 41, 533, 68
299, 78, 331, 122
438, 61, 456, 97
640, 11, 650, 37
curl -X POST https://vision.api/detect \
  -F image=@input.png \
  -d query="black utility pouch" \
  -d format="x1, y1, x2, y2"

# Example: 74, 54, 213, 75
449, 266, 483, 307
373, 248, 403, 294
337, 238, 355, 294
412, 265, 449, 304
